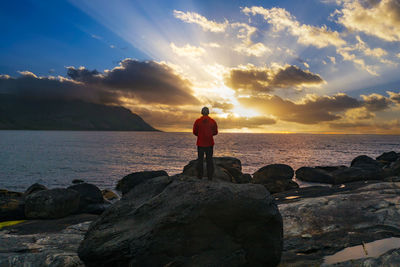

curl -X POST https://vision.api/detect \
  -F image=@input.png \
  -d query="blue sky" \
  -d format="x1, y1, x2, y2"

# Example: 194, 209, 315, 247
1, 0, 400, 133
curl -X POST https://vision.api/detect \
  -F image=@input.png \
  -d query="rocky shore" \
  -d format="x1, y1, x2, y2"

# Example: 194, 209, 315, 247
1, 151, 400, 266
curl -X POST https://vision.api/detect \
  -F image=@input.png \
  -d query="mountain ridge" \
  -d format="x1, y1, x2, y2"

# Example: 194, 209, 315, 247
0, 94, 158, 131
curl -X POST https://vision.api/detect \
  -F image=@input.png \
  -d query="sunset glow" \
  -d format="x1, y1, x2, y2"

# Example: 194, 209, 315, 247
1, 0, 400, 133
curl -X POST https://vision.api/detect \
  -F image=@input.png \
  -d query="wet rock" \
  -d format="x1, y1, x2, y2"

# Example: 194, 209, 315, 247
182, 159, 234, 182
322, 247, 400, 267
376, 151, 398, 163
101, 189, 119, 202
116, 170, 168, 195
68, 183, 104, 214
0, 214, 97, 267
24, 183, 47, 197
0, 189, 25, 222
295, 167, 334, 184
278, 182, 400, 266
25, 189, 80, 219
78, 175, 283, 267
253, 164, 298, 193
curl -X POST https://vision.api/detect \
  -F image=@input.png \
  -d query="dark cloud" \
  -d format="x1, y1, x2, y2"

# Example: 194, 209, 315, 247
239, 93, 362, 124
67, 59, 199, 105
210, 101, 234, 112
225, 68, 269, 92
388, 91, 400, 104
0, 72, 108, 103
361, 93, 392, 111
329, 120, 400, 132
270, 66, 323, 88
0, 59, 199, 106
225, 65, 324, 94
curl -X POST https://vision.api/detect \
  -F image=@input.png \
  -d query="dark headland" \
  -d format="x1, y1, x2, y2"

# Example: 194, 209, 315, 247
0, 94, 157, 131
1, 152, 400, 266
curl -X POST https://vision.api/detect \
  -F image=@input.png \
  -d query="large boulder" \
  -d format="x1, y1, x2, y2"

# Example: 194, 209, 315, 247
376, 151, 398, 163
116, 170, 168, 195
331, 166, 383, 184
25, 188, 80, 219
253, 164, 298, 194
68, 183, 105, 214
0, 189, 25, 222
295, 167, 334, 184
24, 183, 47, 197
182, 159, 235, 182
78, 175, 283, 267
350, 155, 382, 169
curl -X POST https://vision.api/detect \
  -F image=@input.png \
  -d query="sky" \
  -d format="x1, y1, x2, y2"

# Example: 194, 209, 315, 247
1, 0, 400, 133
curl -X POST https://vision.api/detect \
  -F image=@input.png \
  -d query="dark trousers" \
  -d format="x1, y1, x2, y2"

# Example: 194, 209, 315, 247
197, 146, 214, 180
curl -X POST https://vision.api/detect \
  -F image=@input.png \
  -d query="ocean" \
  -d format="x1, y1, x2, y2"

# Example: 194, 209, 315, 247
1, 131, 399, 191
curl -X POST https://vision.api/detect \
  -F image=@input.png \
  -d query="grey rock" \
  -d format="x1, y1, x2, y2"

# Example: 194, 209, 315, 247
295, 167, 334, 184
253, 164, 298, 193
0, 216, 95, 267
116, 170, 168, 195
384, 176, 400, 182
351, 155, 382, 169
78, 175, 283, 267
0, 189, 25, 222
182, 159, 234, 182
331, 166, 383, 184
376, 151, 398, 163
235, 173, 252, 184
24, 183, 48, 197
25, 189, 80, 219
72, 179, 84, 184
68, 183, 104, 214
279, 182, 400, 266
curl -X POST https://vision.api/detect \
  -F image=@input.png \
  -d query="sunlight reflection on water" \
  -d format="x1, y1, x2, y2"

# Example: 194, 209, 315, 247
324, 237, 400, 264
0, 131, 399, 190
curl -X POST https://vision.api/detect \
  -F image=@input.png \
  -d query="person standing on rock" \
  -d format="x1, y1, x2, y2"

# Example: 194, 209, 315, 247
193, 107, 218, 180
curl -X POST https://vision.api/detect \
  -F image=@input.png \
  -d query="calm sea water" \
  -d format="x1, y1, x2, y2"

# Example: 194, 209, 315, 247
0, 131, 399, 191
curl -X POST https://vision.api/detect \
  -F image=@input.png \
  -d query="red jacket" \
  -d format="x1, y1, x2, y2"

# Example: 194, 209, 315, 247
193, 115, 218, 147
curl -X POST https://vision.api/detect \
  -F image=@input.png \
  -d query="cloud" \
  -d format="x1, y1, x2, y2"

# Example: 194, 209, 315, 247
361, 93, 392, 111
243, 6, 346, 48
217, 115, 276, 129
234, 42, 270, 57
387, 91, 400, 103
0, 59, 199, 106
329, 120, 400, 132
173, 10, 228, 32
239, 93, 362, 124
333, 0, 400, 42
225, 64, 324, 94
202, 42, 221, 48
355, 36, 388, 58
67, 59, 199, 105
170, 43, 206, 58
231, 22, 270, 57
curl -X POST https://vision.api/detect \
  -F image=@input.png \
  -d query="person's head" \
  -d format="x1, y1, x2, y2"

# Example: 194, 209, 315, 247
201, 106, 209, 116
